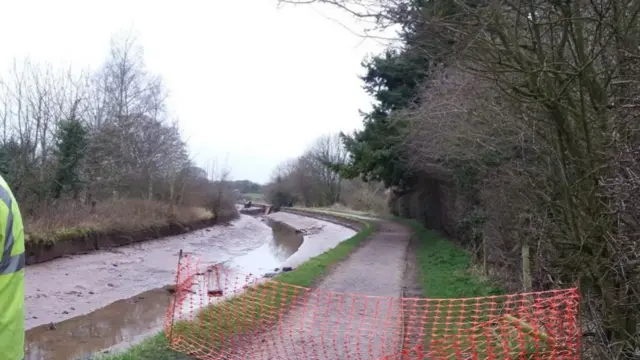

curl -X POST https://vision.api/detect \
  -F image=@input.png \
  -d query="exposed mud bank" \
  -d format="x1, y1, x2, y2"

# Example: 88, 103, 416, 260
25, 216, 308, 359
267, 211, 359, 269
26, 213, 238, 266
26, 288, 172, 360
281, 208, 366, 231
25, 215, 268, 331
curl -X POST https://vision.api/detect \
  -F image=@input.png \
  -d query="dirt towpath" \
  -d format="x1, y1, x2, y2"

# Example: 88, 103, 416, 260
238, 219, 411, 360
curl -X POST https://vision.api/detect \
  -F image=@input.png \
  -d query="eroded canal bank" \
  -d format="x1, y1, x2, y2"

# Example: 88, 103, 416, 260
25, 215, 271, 331
25, 211, 356, 360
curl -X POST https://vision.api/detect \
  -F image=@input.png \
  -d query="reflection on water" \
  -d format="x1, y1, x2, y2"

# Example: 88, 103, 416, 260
220, 218, 303, 276
25, 288, 171, 360
25, 218, 304, 360
266, 219, 304, 262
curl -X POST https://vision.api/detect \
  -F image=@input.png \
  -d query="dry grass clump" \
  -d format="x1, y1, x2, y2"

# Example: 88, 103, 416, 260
24, 199, 213, 241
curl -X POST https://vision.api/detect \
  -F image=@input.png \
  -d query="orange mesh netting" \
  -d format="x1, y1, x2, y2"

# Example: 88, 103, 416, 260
163, 254, 581, 360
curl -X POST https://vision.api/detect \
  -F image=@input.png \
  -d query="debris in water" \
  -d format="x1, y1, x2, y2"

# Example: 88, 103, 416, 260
208, 289, 223, 297
107, 283, 115, 287
274, 268, 280, 272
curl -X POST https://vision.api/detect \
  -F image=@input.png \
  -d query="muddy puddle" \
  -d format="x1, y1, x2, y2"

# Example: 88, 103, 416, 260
25, 216, 304, 360
26, 288, 171, 360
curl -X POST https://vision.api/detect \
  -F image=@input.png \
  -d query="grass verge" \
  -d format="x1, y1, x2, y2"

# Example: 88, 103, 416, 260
403, 219, 502, 299
99, 217, 373, 360
403, 219, 564, 358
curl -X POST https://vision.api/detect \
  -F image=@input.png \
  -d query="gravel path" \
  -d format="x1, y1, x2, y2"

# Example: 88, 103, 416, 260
238, 219, 411, 360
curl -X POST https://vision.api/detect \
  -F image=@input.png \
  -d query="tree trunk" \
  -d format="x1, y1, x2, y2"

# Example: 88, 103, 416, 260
147, 177, 153, 201
522, 243, 532, 292
168, 175, 175, 215
482, 235, 488, 276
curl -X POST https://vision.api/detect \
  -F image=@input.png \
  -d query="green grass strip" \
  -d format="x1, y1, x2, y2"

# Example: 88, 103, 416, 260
97, 335, 190, 360
99, 219, 373, 360
401, 219, 559, 359
401, 219, 502, 299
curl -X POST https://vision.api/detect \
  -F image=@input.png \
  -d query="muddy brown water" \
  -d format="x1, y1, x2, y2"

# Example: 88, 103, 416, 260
26, 288, 171, 360
24, 217, 303, 360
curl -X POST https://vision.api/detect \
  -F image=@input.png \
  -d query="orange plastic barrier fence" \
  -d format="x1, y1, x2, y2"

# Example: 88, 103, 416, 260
163, 254, 581, 360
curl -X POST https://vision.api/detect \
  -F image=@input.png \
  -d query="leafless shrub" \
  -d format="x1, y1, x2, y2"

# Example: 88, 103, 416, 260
266, 133, 349, 207
340, 178, 389, 214
204, 160, 239, 219
401, 64, 526, 169
266, 132, 389, 213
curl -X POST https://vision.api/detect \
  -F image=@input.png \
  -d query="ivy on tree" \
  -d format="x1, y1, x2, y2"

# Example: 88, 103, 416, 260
51, 119, 88, 199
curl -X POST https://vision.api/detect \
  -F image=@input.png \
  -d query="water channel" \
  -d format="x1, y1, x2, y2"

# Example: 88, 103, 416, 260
25, 217, 303, 360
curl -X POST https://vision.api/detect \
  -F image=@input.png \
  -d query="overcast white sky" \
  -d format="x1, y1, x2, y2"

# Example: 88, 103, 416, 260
0, 0, 388, 184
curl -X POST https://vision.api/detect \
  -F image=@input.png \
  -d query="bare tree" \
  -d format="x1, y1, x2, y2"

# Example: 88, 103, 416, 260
265, 132, 387, 210
204, 159, 238, 218
308, 133, 348, 203
0, 33, 217, 224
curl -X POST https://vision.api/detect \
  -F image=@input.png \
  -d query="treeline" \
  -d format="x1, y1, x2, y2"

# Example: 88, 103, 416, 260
283, 0, 639, 358
1, 34, 237, 231
230, 180, 263, 194
265, 133, 387, 214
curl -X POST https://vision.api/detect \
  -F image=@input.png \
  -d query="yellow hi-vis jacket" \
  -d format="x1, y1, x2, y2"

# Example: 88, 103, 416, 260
0, 175, 25, 360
